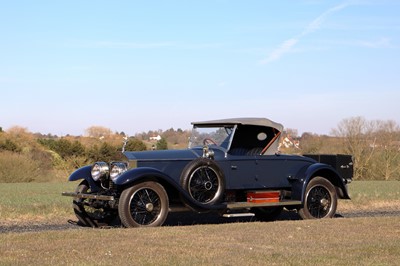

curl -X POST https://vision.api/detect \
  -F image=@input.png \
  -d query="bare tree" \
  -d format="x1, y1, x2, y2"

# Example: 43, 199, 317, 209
332, 117, 400, 180
6, 126, 30, 136
373, 120, 400, 180
85, 126, 113, 138
331, 117, 376, 179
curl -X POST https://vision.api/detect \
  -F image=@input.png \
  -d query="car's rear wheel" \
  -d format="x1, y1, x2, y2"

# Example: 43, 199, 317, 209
73, 180, 118, 227
298, 177, 337, 219
180, 158, 225, 205
118, 181, 169, 228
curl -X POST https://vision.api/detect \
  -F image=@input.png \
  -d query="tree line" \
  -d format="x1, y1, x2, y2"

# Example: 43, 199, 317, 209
0, 117, 399, 182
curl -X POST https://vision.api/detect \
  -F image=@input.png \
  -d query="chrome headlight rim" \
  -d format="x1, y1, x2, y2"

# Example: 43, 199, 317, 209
110, 162, 128, 181
91, 162, 109, 181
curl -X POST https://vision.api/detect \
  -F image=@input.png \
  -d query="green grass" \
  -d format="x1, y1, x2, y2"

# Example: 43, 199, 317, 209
0, 182, 76, 222
348, 181, 400, 201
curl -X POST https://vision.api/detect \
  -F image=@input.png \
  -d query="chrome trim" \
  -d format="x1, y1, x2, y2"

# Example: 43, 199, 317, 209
61, 192, 115, 201
223, 213, 255, 218
110, 162, 128, 180
91, 162, 109, 181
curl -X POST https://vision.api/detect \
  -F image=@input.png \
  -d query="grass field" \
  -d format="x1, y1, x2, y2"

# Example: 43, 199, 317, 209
1, 181, 400, 265
0, 182, 76, 223
1, 217, 399, 265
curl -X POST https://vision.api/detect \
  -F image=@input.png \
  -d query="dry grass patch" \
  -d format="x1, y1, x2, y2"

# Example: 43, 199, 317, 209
1, 217, 400, 265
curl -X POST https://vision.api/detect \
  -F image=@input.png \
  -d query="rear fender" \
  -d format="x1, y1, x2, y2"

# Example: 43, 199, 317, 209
291, 163, 350, 202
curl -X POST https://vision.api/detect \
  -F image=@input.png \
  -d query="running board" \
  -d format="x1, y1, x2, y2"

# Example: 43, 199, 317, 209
227, 200, 302, 210
223, 213, 255, 218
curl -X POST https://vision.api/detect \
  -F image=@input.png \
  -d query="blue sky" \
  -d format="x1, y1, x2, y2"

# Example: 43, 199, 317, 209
1, 0, 399, 136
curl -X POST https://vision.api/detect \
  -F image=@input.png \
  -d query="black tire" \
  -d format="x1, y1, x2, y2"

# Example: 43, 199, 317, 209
180, 158, 225, 205
73, 180, 118, 227
118, 181, 169, 228
253, 207, 283, 221
298, 177, 337, 219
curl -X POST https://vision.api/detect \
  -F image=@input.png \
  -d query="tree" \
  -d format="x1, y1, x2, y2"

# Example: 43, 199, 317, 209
331, 117, 375, 179
0, 139, 21, 152
156, 137, 168, 150
85, 126, 113, 138
38, 138, 85, 159
7, 126, 29, 136
87, 142, 123, 162
372, 120, 400, 180
331, 117, 400, 180
125, 138, 147, 151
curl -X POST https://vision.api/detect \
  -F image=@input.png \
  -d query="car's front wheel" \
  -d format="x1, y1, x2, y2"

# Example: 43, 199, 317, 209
73, 180, 118, 227
298, 177, 337, 219
118, 181, 169, 227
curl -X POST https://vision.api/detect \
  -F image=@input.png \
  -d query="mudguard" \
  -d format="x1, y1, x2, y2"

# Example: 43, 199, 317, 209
113, 167, 171, 186
114, 167, 226, 211
291, 163, 350, 203
68, 165, 101, 192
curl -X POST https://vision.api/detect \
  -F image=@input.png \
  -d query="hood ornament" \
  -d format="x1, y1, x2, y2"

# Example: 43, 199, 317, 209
122, 136, 128, 153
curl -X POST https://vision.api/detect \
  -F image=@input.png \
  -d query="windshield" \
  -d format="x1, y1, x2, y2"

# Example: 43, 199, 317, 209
188, 126, 234, 149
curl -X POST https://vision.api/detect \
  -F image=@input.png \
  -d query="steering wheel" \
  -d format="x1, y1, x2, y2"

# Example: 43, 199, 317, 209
203, 138, 217, 146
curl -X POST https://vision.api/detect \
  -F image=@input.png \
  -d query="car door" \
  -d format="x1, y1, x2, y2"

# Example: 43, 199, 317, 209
221, 154, 258, 189
253, 154, 310, 188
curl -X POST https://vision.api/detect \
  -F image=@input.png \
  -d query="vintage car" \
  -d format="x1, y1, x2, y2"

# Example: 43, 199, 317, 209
62, 118, 353, 228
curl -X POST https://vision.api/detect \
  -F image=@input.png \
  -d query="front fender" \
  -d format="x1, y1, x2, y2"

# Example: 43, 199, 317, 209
113, 167, 173, 186
291, 163, 350, 202
114, 167, 226, 211
68, 165, 92, 181
68, 165, 101, 192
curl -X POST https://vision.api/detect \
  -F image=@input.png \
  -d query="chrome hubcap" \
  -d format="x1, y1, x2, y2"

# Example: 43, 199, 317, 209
145, 203, 154, 212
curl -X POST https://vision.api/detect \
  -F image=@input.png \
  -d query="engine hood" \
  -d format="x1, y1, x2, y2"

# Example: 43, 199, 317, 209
123, 149, 201, 162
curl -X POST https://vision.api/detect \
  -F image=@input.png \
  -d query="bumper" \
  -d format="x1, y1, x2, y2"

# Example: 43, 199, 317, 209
61, 192, 115, 201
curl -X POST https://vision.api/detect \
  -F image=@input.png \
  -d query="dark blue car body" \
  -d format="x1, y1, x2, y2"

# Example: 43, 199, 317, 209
63, 118, 353, 228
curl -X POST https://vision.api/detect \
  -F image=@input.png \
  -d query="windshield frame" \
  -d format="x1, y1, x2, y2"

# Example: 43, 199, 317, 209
188, 124, 237, 151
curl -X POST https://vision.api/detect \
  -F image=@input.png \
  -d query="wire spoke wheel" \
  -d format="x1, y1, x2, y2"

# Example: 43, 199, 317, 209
298, 176, 337, 219
306, 186, 332, 218
119, 181, 168, 227
72, 181, 117, 227
129, 187, 162, 225
189, 166, 220, 203
180, 158, 225, 207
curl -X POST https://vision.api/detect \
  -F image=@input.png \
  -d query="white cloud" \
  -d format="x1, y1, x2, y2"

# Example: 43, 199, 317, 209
302, 3, 349, 36
358, 37, 392, 48
260, 38, 298, 64
261, 3, 350, 64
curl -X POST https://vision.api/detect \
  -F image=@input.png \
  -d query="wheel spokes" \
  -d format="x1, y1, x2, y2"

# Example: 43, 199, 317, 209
189, 167, 219, 203
130, 188, 161, 225
307, 186, 331, 218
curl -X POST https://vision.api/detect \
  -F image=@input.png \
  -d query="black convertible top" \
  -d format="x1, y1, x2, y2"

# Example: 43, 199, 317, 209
192, 117, 284, 132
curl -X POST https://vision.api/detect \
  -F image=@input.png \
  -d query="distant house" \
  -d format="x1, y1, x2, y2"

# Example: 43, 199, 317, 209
150, 135, 162, 141
280, 135, 300, 149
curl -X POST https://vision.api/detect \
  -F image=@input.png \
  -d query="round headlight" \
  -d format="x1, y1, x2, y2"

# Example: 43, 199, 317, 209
110, 162, 128, 181
91, 162, 109, 181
